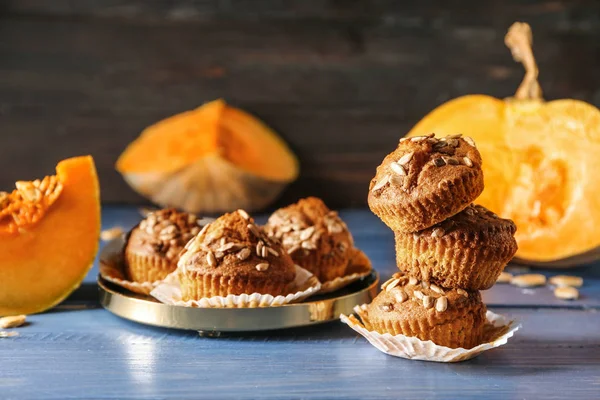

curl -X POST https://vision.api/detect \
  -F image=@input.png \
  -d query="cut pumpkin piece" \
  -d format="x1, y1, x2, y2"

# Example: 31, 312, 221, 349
116, 99, 299, 213
408, 22, 600, 266
0, 156, 101, 315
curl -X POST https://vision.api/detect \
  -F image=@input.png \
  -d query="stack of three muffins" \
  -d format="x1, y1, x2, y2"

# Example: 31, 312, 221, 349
365, 133, 518, 349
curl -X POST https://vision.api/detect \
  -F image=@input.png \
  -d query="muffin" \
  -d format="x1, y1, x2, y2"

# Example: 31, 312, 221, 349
363, 272, 486, 349
368, 133, 484, 232
264, 197, 354, 282
124, 208, 204, 283
395, 204, 517, 290
177, 210, 296, 299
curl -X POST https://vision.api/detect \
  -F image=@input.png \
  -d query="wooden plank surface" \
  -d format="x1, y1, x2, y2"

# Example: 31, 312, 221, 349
1, 0, 599, 207
1, 307, 598, 400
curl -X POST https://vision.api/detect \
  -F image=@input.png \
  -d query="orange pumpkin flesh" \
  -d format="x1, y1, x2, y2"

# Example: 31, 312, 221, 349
408, 23, 600, 265
116, 99, 299, 213
0, 156, 101, 315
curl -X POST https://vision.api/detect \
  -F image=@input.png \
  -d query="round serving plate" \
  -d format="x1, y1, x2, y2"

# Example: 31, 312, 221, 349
98, 270, 378, 334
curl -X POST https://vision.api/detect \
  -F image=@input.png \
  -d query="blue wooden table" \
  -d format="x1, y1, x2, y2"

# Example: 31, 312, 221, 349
2, 206, 599, 400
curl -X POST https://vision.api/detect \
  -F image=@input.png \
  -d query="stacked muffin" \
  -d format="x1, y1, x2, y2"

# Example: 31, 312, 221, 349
364, 133, 517, 349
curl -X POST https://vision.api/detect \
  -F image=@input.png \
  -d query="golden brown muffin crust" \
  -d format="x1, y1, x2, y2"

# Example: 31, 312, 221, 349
179, 210, 296, 285
368, 133, 484, 232
264, 197, 354, 282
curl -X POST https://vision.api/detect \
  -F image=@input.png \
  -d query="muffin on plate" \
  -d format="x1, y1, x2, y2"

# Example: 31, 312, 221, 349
395, 204, 517, 290
124, 208, 204, 283
177, 210, 296, 300
368, 133, 484, 233
264, 197, 354, 283
363, 272, 486, 349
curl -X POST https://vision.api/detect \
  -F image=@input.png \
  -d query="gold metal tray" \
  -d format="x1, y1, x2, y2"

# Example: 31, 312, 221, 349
98, 271, 378, 334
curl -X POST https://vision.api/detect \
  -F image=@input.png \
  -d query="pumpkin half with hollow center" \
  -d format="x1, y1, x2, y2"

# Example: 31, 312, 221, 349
0, 156, 101, 315
408, 22, 600, 266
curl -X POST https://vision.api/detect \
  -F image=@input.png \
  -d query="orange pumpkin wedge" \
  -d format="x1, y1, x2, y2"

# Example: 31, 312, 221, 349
116, 99, 299, 213
0, 156, 101, 315
408, 22, 600, 266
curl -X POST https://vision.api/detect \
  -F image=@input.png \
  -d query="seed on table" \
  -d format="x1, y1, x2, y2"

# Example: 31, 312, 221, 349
549, 275, 583, 288
100, 227, 123, 241
0, 315, 26, 329
511, 274, 547, 288
554, 286, 579, 300
496, 272, 513, 284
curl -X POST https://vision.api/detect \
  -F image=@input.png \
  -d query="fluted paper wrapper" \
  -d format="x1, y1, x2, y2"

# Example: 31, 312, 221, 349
340, 305, 520, 363
151, 265, 321, 308
99, 238, 162, 295
319, 248, 372, 294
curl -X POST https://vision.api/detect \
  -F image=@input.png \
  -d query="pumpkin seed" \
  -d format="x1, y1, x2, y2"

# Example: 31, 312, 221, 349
549, 275, 583, 288
496, 272, 513, 284
0, 315, 26, 329
553, 286, 579, 300
511, 274, 547, 288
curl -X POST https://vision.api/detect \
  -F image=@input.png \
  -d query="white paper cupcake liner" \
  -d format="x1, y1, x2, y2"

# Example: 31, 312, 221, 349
340, 305, 520, 363
150, 265, 321, 308
319, 249, 373, 294
99, 237, 163, 295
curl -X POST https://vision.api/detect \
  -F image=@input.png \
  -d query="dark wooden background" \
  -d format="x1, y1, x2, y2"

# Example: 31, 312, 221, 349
1, 0, 599, 208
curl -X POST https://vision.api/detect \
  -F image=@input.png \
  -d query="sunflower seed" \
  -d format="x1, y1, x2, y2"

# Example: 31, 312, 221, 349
379, 304, 393, 312
394, 290, 408, 303
0, 331, 19, 338
421, 281, 430, 289
463, 157, 473, 167
549, 275, 583, 288
434, 158, 446, 167
496, 272, 513, 284
267, 247, 279, 257
300, 226, 315, 241
385, 278, 401, 292
457, 288, 468, 297
287, 245, 300, 254
390, 162, 407, 176
206, 251, 217, 267
447, 138, 460, 148
237, 248, 251, 261
198, 224, 210, 237
433, 141, 447, 150
301, 241, 316, 250
445, 157, 460, 165
255, 263, 270, 272
511, 274, 547, 288
256, 242, 264, 257
423, 295, 434, 309
100, 227, 123, 241
431, 228, 445, 238
237, 209, 250, 220
371, 175, 390, 192
447, 133, 462, 139
554, 286, 579, 300
381, 278, 394, 290
411, 136, 427, 142
397, 151, 414, 165
463, 136, 476, 147
399, 137, 410, 143
338, 242, 348, 253
0, 315, 26, 329
214, 251, 225, 259
409, 276, 419, 286
389, 174, 404, 186
261, 245, 268, 258
430, 284, 444, 294
435, 296, 448, 312
413, 290, 424, 300
247, 224, 261, 238
218, 242, 240, 252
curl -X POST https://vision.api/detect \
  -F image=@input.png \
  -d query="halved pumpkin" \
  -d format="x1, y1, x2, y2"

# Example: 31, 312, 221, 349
0, 156, 101, 315
116, 99, 299, 213
408, 22, 600, 266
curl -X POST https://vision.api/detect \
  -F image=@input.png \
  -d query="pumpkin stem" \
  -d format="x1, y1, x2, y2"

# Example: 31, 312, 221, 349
505, 22, 543, 100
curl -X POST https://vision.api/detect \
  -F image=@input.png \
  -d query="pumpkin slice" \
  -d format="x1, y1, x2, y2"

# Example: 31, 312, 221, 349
408, 22, 600, 265
116, 99, 299, 213
0, 156, 101, 315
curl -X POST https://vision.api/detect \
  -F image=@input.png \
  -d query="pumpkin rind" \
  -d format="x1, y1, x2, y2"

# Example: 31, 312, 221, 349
0, 156, 101, 315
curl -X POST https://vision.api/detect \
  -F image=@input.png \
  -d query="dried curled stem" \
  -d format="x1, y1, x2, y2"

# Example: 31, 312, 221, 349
505, 22, 543, 100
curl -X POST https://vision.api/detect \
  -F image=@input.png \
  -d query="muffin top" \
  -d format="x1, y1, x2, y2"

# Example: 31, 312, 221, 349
178, 210, 296, 284
264, 197, 354, 262
368, 133, 482, 199
413, 204, 517, 242
366, 272, 484, 324
126, 208, 204, 261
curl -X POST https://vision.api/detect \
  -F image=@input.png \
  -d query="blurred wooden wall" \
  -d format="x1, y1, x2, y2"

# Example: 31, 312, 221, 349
1, 0, 599, 208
